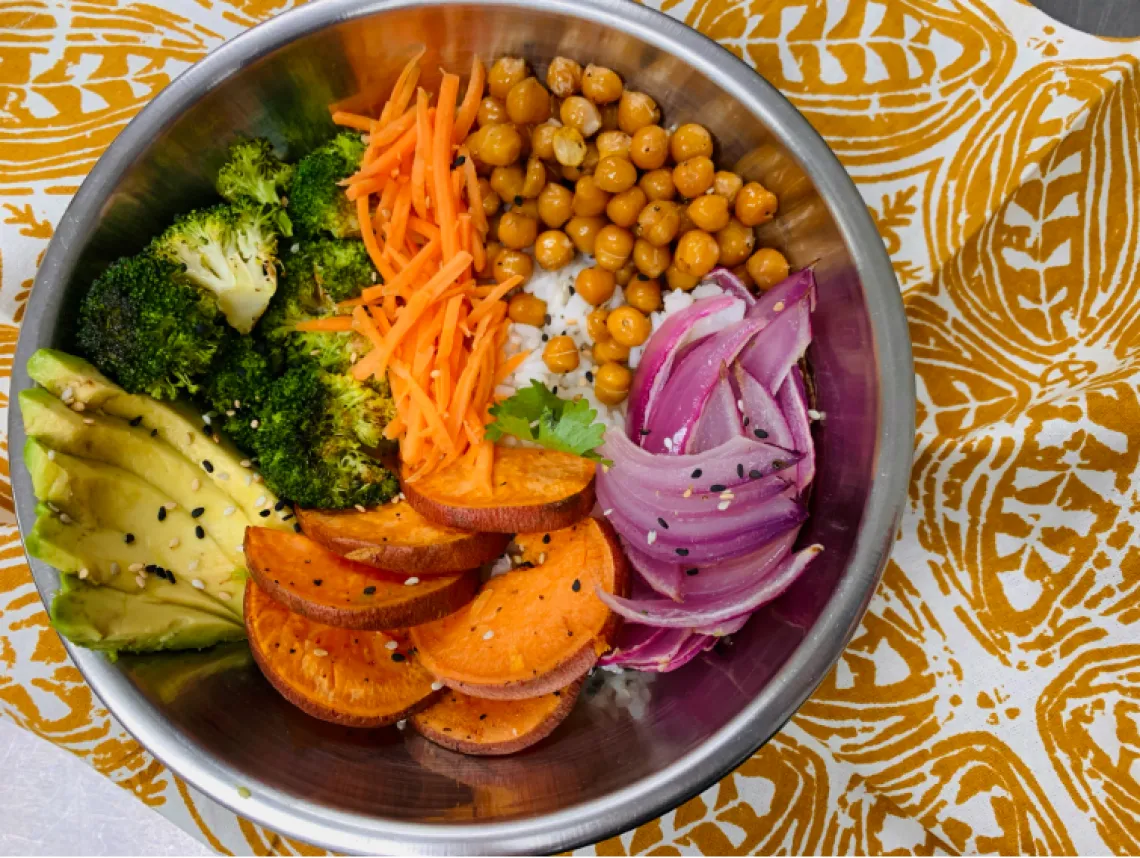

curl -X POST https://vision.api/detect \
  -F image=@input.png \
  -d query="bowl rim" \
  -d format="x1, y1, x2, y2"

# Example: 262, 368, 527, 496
10, 0, 915, 852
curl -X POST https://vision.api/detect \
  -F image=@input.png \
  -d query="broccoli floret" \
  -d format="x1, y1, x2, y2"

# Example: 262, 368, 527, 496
76, 253, 224, 400
258, 238, 375, 372
199, 332, 276, 450
150, 201, 283, 335
287, 132, 366, 239
216, 138, 294, 210
254, 363, 397, 509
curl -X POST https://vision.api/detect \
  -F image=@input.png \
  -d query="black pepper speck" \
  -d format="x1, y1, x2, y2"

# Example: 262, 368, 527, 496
363, 586, 376, 595
675, 548, 689, 556
391, 652, 406, 662
124, 533, 135, 544
572, 579, 581, 592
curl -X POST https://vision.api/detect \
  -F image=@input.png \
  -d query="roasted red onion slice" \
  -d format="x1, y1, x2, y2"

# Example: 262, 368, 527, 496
738, 271, 815, 393
687, 365, 744, 453
778, 365, 815, 492
703, 267, 757, 307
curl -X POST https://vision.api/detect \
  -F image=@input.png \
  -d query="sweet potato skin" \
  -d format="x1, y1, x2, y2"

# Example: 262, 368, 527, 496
411, 678, 584, 755
410, 517, 629, 695
401, 447, 596, 533
244, 580, 439, 727
245, 527, 478, 630
296, 503, 511, 574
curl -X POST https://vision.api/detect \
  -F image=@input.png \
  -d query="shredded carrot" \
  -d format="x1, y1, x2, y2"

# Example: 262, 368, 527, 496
350, 123, 418, 184
378, 48, 426, 126
453, 56, 486, 143
433, 73, 461, 263
408, 216, 441, 242
367, 106, 417, 152
411, 89, 432, 220
387, 180, 414, 255
351, 306, 384, 350
294, 316, 354, 332
495, 350, 530, 383
459, 148, 486, 233
467, 275, 522, 326
332, 111, 374, 131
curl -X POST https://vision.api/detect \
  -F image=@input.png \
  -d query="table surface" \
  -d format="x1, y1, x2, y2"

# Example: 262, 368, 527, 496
0, 2, 1135, 855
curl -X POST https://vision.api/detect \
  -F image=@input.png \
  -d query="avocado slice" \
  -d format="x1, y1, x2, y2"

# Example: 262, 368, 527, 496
21, 387, 251, 567
51, 576, 244, 656
26, 349, 290, 529
25, 439, 245, 616
122, 642, 253, 703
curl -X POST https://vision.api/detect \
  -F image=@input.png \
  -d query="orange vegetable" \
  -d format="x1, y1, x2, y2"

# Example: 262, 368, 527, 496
452, 56, 486, 143
294, 315, 354, 333
331, 110, 374, 131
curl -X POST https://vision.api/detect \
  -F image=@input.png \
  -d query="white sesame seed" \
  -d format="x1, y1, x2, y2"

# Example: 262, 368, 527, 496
235, 544, 243, 553
188, 559, 200, 572
291, 243, 300, 253
603, 508, 613, 516
191, 578, 205, 590
245, 475, 253, 486
385, 640, 398, 650
718, 501, 731, 511
129, 563, 144, 573
164, 502, 177, 510
46, 502, 58, 512
223, 506, 236, 516
83, 417, 94, 425
737, 399, 745, 412
218, 591, 232, 600
186, 432, 194, 444
683, 487, 693, 497
405, 577, 420, 586
72, 401, 85, 412
59, 512, 72, 525
602, 464, 610, 473
202, 413, 212, 425
169, 538, 180, 549
663, 437, 673, 451
647, 530, 657, 545
255, 495, 266, 508
429, 369, 441, 378
136, 575, 147, 589
312, 648, 328, 657
430, 681, 443, 691
191, 478, 201, 491
354, 504, 366, 513
483, 630, 494, 640
225, 410, 235, 417
310, 348, 320, 357
78, 568, 89, 579
396, 720, 406, 730
250, 419, 260, 429
110, 562, 120, 576
234, 400, 241, 408
773, 301, 785, 312
807, 409, 823, 421
240, 459, 252, 468
47, 450, 56, 461
217, 472, 230, 481
60, 386, 74, 402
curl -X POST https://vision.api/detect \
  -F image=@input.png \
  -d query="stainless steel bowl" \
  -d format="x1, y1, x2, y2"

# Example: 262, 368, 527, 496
9, 0, 914, 852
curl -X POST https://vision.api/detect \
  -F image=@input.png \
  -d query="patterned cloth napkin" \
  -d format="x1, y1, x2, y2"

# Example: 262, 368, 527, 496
1, 0, 1138, 853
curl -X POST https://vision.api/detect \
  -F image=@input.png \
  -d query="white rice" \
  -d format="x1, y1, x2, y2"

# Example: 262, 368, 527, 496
584, 667, 656, 720
495, 256, 736, 430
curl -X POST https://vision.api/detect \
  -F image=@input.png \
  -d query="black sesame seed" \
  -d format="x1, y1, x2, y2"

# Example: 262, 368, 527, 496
754, 428, 769, 439
166, 571, 177, 584
686, 568, 699, 576
640, 428, 651, 436
282, 513, 294, 521
202, 460, 214, 473
124, 533, 135, 544
129, 416, 143, 427
552, 386, 558, 395
514, 195, 524, 205
568, 286, 576, 296
709, 483, 726, 492
313, 579, 323, 586
195, 525, 205, 540
259, 509, 271, 518
572, 578, 581, 592
675, 548, 689, 556
772, 459, 788, 470
637, 273, 649, 280
743, 417, 750, 427
737, 464, 745, 478
145, 564, 157, 573
150, 428, 158, 437
274, 500, 285, 511
542, 534, 551, 544
479, 713, 487, 720
585, 371, 594, 382
657, 517, 669, 529
363, 586, 376, 595
157, 506, 167, 522
294, 523, 302, 532
691, 468, 702, 478
451, 154, 466, 169
191, 507, 205, 518
541, 333, 549, 342
391, 652, 406, 662
544, 313, 552, 325
749, 469, 763, 479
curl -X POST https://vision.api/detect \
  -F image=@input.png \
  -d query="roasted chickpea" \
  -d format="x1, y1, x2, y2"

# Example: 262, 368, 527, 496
564, 215, 607, 254
670, 123, 714, 162
586, 307, 611, 341
615, 261, 637, 287
639, 168, 676, 201
687, 194, 731, 232
594, 224, 634, 271
552, 126, 588, 167
746, 248, 790, 290
732, 263, 754, 289
537, 182, 574, 228
593, 156, 637, 193
543, 335, 580, 373
735, 181, 779, 226
498, 211, 538, 250
488, 57, 528, 100
521, 157, 546, 198
482, 241, 504, 271
624, 276, 663, 314
476, 96, 509, 127
674, 229, 720, 278
593, 338, 630, 364
665, 263, 700, 292
506, 77, 551, 125
715, 218, 754, 267
713, 171, 744, 205
494, 249, 534, 284
545, 56, 583, 97
534, 230, 575, 270
572, 175, 611, 217
635, 200, 682, 247
514, 198, 540, 219
605, 186, 647, 228
581, 64, 623, 104
607, 306, 650, 347
595, 361, 632, 405
477, 177, 502, 218
629, 125, 669, 171
467, 124, 523, 167
673, 156, 715, 198
560, 96, 602, 137
596, 130, 632, 160
490, 165, 525, 204
532, 121, 560, 160
507, 292, 547, 327
633, 239, 671, 279
561, 142, 599, 181
617, 90, 660, 134
575, 265, 616, 306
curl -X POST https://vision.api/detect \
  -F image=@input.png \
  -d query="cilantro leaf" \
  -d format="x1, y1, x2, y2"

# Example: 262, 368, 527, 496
486, 380, 609, 462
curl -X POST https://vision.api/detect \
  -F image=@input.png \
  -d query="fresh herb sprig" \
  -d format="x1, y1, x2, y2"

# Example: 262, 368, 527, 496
486, 381, 610, 464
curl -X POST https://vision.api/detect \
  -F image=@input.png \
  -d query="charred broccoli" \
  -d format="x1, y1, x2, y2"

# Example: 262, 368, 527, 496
199, 332, 276, 450
216, 138, 294, 210
258, 238, 375, 372
75, 253, 225, 400
150, 201, 285, 335
253, 362, 397, 509
287, 132, 366, 239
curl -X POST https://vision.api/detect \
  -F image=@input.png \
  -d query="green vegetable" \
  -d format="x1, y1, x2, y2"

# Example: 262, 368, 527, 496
150, 200, 285, 334
216, 137, 294, 210
199, 332, 277, 450
287, 131, 366, 239
485, 381, 609, 463
76, 253, 225, 400
254, 362, 397, 509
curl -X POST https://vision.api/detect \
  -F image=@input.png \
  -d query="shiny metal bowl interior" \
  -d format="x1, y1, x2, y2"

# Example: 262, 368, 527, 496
9, 0, 914, 853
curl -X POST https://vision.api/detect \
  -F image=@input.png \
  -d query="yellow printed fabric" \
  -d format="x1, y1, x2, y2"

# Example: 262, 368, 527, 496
1, 0, 1139, 853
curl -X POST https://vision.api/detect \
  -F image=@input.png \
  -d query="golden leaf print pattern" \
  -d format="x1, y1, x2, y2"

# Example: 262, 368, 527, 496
0, 0, 1139, 855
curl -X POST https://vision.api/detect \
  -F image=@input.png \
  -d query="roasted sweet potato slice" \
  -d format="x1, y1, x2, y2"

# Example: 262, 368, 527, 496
295, 502, 510, 574
410, 517, 628, 699
244, 580, 439, 727
245, 527, 478, 631
401, 447, 596, 533
411, 679, 583, 755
